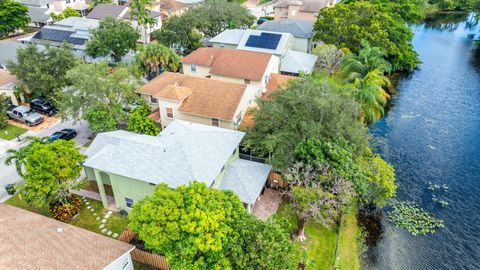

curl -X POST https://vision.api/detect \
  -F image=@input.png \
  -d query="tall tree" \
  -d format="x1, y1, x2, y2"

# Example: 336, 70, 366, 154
0, 93, 8, 129
0, 0, 30, 38
58, 62, 142, 133
6, 43, 77, 102
314, 2, 420, 71
312, 44, 347, 76
86, 16, 140, 62
153, 14, 202, 55
129, 0, 157, 44
21, 140, 85, 207
243, 76, 369, 172
135, 43, 180, 78
4, 136, 50, 177
129, 182, 247, 270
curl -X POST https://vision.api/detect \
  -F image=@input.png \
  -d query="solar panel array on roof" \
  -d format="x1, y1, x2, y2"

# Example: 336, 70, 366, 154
245, 32, 281, 50
32, 28, 88, 45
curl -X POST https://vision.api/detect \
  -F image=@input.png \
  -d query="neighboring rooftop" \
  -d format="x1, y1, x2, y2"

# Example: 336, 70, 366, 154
139, 72, 250, 120
281, 49, 318, 74
0, 69, 19, 86
182, 47, 274, 81
257, 19, 314, 39
219, 159, 272, 204
17, 0, 53, 6
264, 73, 295, 98
84, 120, 245, 188
274, 0, 329, 12
86, 4, 127, 20
0, 204, 134, 270
236, 29, 293, 56
0, 42, 25, 68
26, 6, 52, 23
209, 29, 246, 45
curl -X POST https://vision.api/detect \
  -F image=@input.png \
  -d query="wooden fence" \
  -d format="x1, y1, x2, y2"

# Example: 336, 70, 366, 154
117, 228, 171, 270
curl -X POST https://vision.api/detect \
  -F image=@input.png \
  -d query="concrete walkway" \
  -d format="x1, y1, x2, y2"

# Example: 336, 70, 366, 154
252, 188, 283, 220
70, 189, 117, 211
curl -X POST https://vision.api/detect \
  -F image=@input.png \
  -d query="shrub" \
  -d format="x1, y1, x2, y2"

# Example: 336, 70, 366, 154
49, 195, 82, 222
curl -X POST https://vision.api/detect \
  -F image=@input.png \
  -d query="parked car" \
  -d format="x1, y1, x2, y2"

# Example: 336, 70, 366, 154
49, 128, 77, 142
257, 18, 269, 25
6, 106, 44, 126
30, 99, 58, 117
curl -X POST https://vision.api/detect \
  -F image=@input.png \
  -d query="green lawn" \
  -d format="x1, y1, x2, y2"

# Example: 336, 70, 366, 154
4, 194, 129, 237
133, 261, 160, 270
275, 202, 337, 270
0, 124, 27, 140
335, 206, 361, 270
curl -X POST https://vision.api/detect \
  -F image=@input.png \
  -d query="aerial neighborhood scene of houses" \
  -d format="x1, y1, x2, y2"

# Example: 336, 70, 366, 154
1, 0, 461, 268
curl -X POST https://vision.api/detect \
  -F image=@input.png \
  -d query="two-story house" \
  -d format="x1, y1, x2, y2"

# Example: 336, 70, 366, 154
209, 29, 317, 76
17, 0, 88, 27
84, 120, 272, 212
138, 72, 261, 130
181, 47, 279, 92
257, 19, 314, 53
87, 4, 162, 43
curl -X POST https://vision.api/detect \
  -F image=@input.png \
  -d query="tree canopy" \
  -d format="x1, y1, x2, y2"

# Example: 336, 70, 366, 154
243, 76, 369, 172
153, 14, 202, 55
6, 43, 77, 102
0, 0, 30, 37
50, 6, 80, 21
129, 0, 157, 43
20, 140, 85, 207
0, 94, 8, 129
314, 2, 420, 71
58, 62, 142, 133
127, 105, 160, 136
135, 43, 180, 78
86, 16, 140, 62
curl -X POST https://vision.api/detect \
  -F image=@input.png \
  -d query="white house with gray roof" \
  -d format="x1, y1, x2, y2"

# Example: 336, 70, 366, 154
84, 120, 271, 212
210, 28, 318, 75
257, 19, 314, 53
16, 0, 89, 27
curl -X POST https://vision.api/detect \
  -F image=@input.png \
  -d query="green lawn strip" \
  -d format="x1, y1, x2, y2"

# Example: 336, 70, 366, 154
335, 207, 360, 270
4, 194, 128, 237
0, 124, 27, 140
275, 201, 337, 270
133, 261, 160, 270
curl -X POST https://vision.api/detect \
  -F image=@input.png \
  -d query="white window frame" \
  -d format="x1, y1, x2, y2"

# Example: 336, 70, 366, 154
166, 107, 174, 119
190, 64, 197, 72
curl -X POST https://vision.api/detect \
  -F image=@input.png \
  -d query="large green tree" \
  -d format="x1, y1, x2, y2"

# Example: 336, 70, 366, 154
127, 105, 160, 136
129, 182, 246, 270
6, 43, 77, 102
21, 140, 85, 207
58, 62, 142, 133
0, 93, 8, 129
153, 14, 203, 55
243, 76, 369, 172
86, 16, 140, 62
314, 2, 420, 71
0, 0, 30, 38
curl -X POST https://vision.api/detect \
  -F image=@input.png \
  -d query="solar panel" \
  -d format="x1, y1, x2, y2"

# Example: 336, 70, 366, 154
33, 28, 87, 45
245, 32, 282, 50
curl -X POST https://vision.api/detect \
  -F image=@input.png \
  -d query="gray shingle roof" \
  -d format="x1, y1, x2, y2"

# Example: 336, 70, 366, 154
17, 0, 53, 7
0, 42, 25, 68
219, 159, 271, 204
258, 19, 314, 39
86, 4, 127, 20
84, 120, 245, 188
281, 49, 317, 74
27, 6, 52, 23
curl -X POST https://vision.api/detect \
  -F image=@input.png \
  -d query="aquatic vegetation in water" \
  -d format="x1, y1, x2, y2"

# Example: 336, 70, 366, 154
428, 182, 449, 191
387, 201, 444, 235
431, 195, 449, 207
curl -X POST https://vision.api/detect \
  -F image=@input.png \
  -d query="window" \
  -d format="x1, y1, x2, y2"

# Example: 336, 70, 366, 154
66, 0, 70, 3
166, 107, 174, 119
122, 260, 129, 269
190, 64, 197, 72
211, 118, 219, 126
150, 95, 157, 103
244, 78, 251, 84
219, 43, 225, 48
125, 198, 133, 208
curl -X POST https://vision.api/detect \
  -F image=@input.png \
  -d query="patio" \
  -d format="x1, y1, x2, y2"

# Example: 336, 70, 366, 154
251, 188, 282, 220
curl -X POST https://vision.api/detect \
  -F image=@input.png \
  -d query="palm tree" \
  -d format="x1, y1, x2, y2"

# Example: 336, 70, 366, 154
4, 136, 49, 177
339, 41, 392, 123
129, 0, 157, 44
137, 43, 180, 79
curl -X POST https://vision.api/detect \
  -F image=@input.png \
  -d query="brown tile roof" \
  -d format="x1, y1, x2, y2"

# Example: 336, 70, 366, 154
0, 204, 134, 270
157, 84, 192, 101
139, 72, 249, 120
181, 48, 273, 81
159, 0, 186, 11
86, 4, 127, 19
263, 73, 295, 99
0, 69, 19, 86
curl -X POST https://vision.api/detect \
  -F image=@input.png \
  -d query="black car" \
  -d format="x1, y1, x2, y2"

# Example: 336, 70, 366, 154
49, 128, 77, 142
30, 99, 58, 116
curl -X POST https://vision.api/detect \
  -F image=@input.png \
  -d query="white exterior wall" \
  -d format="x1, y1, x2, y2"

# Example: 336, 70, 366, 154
182, 63, 211, 77
230, 85, 260, 128
156, 99, 181, 128
292, 37, 310, 53
212, 43, 238, 49
103, 251, 134, 270
52, 0, 86, 12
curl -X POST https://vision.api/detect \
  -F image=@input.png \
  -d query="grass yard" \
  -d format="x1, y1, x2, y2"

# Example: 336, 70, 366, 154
133, 261, 160, 270
275, 202, 337, 270
335, 207, 361, 270
0, 124, 27, 140
4, 194, 129, 237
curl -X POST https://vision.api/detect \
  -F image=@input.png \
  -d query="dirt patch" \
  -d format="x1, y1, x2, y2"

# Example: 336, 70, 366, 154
8, 115, 59, 132
82, 180, 115, 197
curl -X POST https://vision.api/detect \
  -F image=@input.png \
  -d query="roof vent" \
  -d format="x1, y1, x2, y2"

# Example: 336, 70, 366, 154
57, 227, 64, 233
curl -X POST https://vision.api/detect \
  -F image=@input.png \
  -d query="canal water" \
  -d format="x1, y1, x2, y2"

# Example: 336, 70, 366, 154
364, 13, 480, 270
